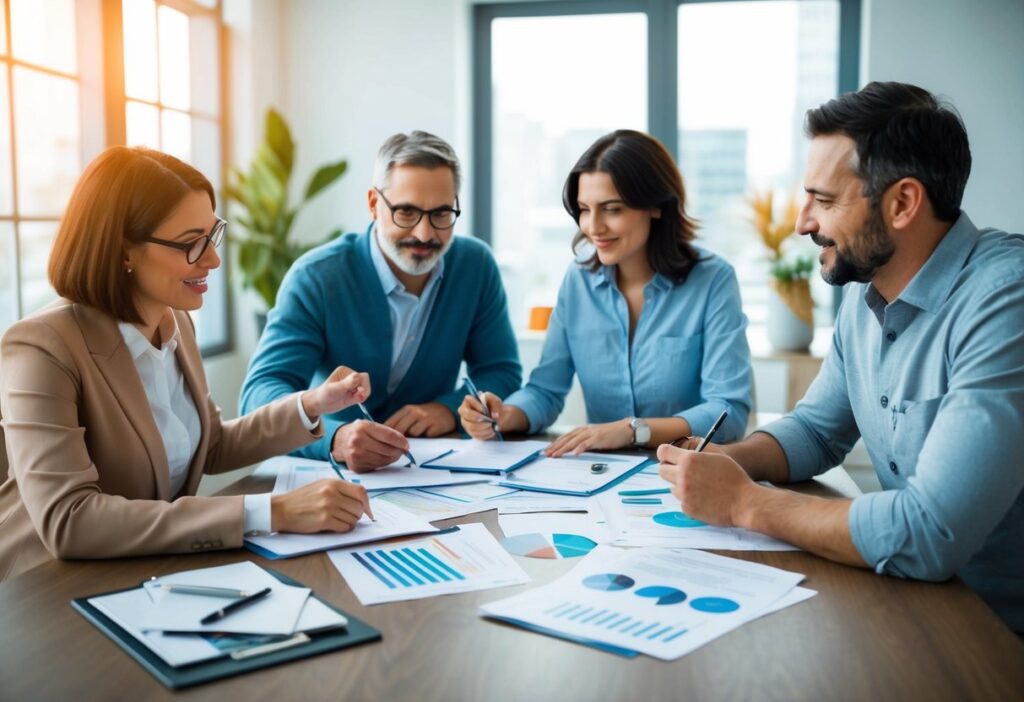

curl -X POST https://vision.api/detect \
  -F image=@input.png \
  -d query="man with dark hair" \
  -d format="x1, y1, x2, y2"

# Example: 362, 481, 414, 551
241, 131, 521, 471
658, 81, 1024, 633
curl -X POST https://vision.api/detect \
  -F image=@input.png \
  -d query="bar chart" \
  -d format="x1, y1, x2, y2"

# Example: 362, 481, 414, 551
329, 523, 531, 605
544, 600, 691, 644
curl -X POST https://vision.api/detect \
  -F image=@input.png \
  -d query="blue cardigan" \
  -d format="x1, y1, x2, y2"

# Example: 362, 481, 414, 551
239, 225, 522, 460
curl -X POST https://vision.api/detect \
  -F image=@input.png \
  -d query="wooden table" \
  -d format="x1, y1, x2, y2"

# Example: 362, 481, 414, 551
1, 467, 1021, 702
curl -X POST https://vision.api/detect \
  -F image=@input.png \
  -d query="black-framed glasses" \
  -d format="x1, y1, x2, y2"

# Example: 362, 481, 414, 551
375, 187, 461, 230
143, 217, 227, 264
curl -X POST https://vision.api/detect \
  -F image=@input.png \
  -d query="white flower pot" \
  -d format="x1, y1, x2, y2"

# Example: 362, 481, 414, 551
767, 291, 813, 352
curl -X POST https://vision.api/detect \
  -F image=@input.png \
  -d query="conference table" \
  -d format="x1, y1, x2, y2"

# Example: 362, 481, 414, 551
1, 463, 1022, 702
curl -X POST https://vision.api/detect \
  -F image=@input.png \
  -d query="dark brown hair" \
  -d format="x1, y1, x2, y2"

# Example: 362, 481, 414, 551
805, 81, 970, 222
48, 146, 215, 323
563, 129, 701, 283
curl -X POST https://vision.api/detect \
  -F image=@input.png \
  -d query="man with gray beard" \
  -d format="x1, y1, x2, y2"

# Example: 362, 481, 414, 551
242, 131, 521, 471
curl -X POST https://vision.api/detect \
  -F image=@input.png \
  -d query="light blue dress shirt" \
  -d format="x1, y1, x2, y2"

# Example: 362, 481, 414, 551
505, 250, 752, 441
759, 213, 1024, 633
369, 228, 445, 394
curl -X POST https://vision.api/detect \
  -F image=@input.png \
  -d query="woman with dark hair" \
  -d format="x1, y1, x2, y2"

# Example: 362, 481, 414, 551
0, 146, 374, 581
459, 129, 752, 454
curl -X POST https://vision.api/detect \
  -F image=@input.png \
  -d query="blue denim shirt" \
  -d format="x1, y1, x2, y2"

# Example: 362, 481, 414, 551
505, 250, 752, 441
760, 213, 1024, 632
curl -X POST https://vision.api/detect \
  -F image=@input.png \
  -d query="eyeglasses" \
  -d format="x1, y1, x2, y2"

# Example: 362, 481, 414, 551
375, 188, 461, 230
143, 217, 227, 264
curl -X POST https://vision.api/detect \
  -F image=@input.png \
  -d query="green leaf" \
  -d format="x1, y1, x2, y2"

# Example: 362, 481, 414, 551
265, 108, 294, 175
302, 160, 348, 202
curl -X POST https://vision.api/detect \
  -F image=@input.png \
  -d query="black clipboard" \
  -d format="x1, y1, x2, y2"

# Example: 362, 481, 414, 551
71, 568, 381, 690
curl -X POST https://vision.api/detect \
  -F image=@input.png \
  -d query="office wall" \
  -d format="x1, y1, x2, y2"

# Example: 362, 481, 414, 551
862, 0, 1024, 231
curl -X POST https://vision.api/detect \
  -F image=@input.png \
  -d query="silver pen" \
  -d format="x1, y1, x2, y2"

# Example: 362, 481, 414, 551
357, 402, 417, 466
159, 584, 253, 598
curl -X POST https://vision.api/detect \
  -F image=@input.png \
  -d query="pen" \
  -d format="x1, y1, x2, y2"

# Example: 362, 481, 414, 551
357, 402, 417, 466
325, 459, 375, 522
695, 410, 729, 453
160, 584, 254, 598
200, 587, 272, 625
464, 376, 504, 442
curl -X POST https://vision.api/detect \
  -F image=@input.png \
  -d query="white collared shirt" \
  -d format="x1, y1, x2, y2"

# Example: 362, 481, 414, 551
117, 315, 319, 534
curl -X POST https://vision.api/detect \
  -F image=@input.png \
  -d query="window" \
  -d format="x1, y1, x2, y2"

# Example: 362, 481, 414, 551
119, 0, 228, 354
489, 12, 647, 328
474, 0, 860, 329
0, 0, 86, 329
0, 0, 230, 355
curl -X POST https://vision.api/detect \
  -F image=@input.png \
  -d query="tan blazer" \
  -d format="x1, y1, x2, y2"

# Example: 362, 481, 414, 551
0, 301, 322, 581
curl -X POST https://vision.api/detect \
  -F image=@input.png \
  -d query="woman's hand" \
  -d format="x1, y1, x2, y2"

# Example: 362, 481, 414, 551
270, 479, 373, 533
544, 419, 634, 457
457, 392, 528, 440
301, 366, 370, 421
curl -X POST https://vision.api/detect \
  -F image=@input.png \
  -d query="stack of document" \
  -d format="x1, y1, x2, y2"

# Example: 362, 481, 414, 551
480, 546, 815, 660
594, 471, 798, 551
260, 456, 490, 492
418, 439, 551, 474
245, 499, 438, 559
495, 452, 650, 496
87, 562, 349, 667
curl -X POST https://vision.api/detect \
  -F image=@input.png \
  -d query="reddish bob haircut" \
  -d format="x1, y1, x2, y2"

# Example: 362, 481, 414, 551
48, 146, 215, 324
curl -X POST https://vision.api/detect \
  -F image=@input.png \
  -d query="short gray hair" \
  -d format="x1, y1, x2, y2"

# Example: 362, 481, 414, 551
373, 131, 461, 193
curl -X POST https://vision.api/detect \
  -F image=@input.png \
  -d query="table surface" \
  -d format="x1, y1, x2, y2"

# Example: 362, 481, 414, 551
1, 466, 1022, 702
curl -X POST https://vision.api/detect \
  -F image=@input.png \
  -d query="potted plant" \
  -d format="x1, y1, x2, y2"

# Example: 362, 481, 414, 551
749, 190, 815, 352
225, 108, 348, 334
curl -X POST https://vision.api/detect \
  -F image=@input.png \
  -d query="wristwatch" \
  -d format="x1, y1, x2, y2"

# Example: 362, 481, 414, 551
629, 417, 651, 447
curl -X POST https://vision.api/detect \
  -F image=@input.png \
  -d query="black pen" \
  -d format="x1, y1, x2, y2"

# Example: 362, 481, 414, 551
695, 410, 728, 453
357, 402, 417, 466
199, 587, 272, 625
464, 376, 504, 442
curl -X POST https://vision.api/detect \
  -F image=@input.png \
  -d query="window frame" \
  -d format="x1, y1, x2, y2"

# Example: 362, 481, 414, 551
0, 0, 233, 357
472, 0, 862, 321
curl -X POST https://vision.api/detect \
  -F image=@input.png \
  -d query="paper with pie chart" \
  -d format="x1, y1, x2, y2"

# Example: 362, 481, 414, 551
596, 474, 798, 551
480, 545, 812, 660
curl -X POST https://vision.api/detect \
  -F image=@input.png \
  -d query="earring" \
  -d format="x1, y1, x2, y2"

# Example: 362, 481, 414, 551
125, 266, 133, 274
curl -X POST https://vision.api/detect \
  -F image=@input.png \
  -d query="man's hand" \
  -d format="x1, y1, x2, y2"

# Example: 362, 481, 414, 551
270, 478, 372, 533
656, 443, 758, 528
545, 419, 634, 457
331, 419, 409, 473
384, 402, 456, 437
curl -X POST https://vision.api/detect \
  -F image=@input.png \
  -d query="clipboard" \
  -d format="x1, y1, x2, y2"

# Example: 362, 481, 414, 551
71, 568, 381, 690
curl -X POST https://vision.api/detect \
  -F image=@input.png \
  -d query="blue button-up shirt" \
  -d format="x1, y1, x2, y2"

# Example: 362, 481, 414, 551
369, 228, 445, 394
505, 250, 752, 441
760, 213, 1024, 632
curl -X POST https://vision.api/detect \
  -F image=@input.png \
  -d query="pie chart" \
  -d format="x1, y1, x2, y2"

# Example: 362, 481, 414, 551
635, 585, 687, 605
582, 573, 635, 591
690, 596, 740, 613
501, 533, 597, 559
652, 511, 706, 528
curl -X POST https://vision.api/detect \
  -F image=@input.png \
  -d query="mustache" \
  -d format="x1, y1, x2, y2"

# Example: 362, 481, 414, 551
397, 239, 442, 250
810, 233, 836, 248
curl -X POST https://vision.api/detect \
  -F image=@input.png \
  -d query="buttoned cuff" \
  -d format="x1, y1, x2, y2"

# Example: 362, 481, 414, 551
295, 392, 321, 432
848, 491, 899, 576
243, 493, 273, 534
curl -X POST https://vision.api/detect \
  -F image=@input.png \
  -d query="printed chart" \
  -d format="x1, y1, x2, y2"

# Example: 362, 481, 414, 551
480, 546, 806, 660
502, 533, 597, 559
329, 523, 530, 605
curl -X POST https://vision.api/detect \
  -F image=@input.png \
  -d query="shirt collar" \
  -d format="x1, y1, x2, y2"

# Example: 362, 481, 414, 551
118, 310, 180, 361
878, 211, 978, 314
369, 224, 445, 296
587, 264, 673, 294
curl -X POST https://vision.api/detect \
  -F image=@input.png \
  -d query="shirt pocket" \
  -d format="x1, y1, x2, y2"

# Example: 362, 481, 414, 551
891, 396, 943, 478
636, 334, 705, 411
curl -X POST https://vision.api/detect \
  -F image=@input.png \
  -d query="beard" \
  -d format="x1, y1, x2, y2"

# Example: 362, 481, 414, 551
813, 206, 895, 286
375, 224, 452, 276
